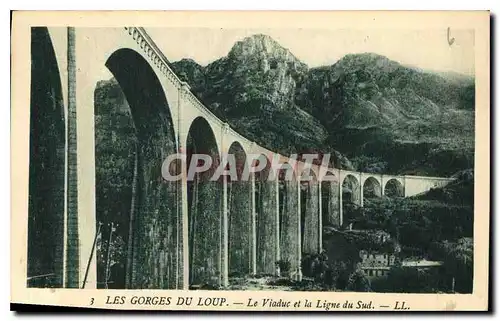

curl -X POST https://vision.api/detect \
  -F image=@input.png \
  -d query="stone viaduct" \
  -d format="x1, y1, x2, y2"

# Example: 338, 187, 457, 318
26, 27, 455, 290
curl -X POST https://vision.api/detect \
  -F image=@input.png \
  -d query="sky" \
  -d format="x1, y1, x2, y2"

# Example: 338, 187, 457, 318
145, 28, 475, 76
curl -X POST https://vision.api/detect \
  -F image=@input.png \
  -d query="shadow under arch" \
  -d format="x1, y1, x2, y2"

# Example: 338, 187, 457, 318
342, 174, 361, 227
186, 116, 222, 288
95, 48, 178, 289
384, 178, 404, 198
227, 141, 252, 277
321, 171, 340, 228
254, 154, 278, 275
363, 176, 382, 200
277, 163, 299, 277
28, 27, 65, 288
300, 169, 320, 255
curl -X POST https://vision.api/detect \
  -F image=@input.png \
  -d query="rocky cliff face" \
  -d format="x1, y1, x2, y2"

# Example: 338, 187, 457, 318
295, 53, 475, 175
222, 34, 308, 113
173, 34, 308, 116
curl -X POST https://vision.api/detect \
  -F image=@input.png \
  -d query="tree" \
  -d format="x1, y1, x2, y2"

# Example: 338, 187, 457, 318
346, 269, 371, 292
434, 238, 473, 293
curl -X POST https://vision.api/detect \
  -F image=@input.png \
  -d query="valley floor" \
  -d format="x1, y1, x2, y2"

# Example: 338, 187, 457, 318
226, 276, 335, 292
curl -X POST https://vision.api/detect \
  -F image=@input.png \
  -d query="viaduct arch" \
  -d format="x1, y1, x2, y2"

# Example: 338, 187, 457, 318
186, 116, 222, 287
254, 154, 278, 275
278, 163, 301, 279
28, 27, 66, 288
363, 176, 382, 200
101, 48, 179, 289
300, 169, 320, 255
227, 141, 252, 277
384, 178, 405, 197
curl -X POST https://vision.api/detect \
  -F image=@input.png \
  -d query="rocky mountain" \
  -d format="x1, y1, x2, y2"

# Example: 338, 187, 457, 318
171, 34, 349, 166
294, 53, 475, 176
94, 34, 474, 176
171, 35, 474, 176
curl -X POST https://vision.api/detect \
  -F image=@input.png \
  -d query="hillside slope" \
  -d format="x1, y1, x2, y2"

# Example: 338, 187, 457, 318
295, 53, 475, 175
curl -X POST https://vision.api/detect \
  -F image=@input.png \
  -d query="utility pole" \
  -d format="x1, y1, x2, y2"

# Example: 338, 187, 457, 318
81, 222, 103, 288
105, 222, 116, 289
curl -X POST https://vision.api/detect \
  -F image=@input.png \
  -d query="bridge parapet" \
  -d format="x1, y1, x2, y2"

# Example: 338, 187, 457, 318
126, 27, 182, 90
403, 174, 456, 182
403, 175, 456, 197
126, 27, 226, 135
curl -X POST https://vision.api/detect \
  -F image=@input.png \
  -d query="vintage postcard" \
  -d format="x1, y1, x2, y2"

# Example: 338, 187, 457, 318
10, 11, 490, 311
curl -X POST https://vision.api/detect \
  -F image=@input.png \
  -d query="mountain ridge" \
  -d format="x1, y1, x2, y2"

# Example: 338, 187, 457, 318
169, 34, 474, 176
96, 33, 474, 176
